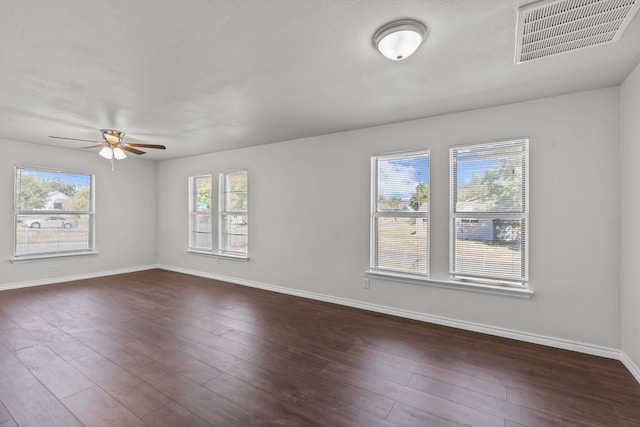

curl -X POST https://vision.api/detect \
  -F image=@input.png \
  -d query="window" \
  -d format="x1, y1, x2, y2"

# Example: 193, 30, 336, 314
450, 138, 528, 287
14, 167, 95, 259
219, 170, 248, 256
370, 150, 430, 277
188, 174, 213, 252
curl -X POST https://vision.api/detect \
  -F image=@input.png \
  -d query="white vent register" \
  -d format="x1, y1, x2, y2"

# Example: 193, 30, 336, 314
516, 0, 639, 63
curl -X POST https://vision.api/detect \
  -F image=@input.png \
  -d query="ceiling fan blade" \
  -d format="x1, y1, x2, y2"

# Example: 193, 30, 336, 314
122, 146, 146, 155
126, 143, 166, 150
49, 136, 102, 144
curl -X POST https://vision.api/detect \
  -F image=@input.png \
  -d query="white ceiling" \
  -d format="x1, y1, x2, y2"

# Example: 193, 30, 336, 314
2, 0, 639, 161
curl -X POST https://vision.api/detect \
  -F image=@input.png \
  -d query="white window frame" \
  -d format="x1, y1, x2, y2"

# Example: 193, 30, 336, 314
450, 137, 529, 288
188, 174, 213, 253
368, 150, 430, 280
218, 169, 249, 259
12, 166, 96, 262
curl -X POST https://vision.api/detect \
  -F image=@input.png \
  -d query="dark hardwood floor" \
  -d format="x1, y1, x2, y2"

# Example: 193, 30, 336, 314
0, 269, 638, 426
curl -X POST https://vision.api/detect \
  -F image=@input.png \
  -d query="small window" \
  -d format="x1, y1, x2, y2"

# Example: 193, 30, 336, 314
450, 138, 529, 287
14, 167, 95, 259
370, 150, 430, 277
219, 170, 248, 256
188, 175, 213, 251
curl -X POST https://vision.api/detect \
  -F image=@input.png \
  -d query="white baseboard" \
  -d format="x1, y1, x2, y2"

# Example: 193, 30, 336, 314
158, 264, 622, 361
0, 265, 158, 292
621, 352, 640, 384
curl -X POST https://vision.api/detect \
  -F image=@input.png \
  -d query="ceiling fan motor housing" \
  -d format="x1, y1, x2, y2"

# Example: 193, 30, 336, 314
101, 129, 125, 146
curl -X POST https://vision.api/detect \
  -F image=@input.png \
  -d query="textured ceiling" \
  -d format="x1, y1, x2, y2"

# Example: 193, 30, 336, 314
1, 0, 639, 160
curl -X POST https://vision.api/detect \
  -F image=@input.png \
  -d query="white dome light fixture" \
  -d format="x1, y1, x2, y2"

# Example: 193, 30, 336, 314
373, 19, 427, 61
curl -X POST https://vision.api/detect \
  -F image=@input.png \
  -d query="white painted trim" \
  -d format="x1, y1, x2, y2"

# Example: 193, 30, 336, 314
158, 264, 620, 361
0, 265, 157, 292
10, 251, 99, 264
366, 270, 534, 299
186, 249, 249, 261
621, 352, 640, 384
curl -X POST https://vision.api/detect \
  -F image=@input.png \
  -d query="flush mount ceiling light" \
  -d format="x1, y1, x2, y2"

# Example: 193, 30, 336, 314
373, 19, 428, 60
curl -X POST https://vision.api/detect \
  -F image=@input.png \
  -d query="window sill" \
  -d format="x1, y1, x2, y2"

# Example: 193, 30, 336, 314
10, 250, 99, 264
186, 249, 249, 262
365, 270, 533, 299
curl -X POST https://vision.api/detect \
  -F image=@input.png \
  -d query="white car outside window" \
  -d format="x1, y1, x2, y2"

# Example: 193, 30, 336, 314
22, 216, 78, 229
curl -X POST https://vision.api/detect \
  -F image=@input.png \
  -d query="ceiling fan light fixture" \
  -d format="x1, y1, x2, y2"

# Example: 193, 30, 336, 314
113, 147, 127, 160
48, 129, 166, 168
101, 129, 125, 144
373, 19, 427, 61
99, 146, 114, 159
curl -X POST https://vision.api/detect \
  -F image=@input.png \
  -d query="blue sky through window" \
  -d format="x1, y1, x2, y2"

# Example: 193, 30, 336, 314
378, 155, 429, 199
456, 153, 501, 189
21, 168, 91, 190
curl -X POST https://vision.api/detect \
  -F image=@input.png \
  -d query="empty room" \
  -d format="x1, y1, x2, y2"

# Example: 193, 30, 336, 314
1, 0, 640, 426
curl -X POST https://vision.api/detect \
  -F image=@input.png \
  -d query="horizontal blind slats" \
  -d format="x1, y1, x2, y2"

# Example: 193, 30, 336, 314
450, 139, 528, 286
189, 175, 213, 251
220, 170, 248, 254
372, 151, 429, 275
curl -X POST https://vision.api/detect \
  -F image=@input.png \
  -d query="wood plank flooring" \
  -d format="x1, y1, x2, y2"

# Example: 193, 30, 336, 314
0, 269, 638, 426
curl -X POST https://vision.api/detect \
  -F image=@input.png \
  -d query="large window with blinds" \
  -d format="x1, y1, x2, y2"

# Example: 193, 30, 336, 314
14, 166, 95, 259
450, 138, 528, 287
370, 150, 429, 277
219, 170, 248, 256
188, 174, 213, 252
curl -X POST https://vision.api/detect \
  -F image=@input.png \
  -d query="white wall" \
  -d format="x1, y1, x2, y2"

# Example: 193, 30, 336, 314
157, 88, 621, 349
620, 61, 640, 371
0, 139, 158, 288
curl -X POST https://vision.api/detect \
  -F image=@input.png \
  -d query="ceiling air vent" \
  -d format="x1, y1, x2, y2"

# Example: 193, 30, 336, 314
516, 0, 640, 63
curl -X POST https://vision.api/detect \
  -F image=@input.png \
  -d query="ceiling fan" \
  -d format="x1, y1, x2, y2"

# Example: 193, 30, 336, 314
49, 129, 166, 170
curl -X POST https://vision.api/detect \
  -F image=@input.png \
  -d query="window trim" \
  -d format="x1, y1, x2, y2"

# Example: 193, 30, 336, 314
449, 137, 529, 289
185, 248, 250, 262
10, 251, 98, 264
365, 270, 533, 298
13, 165, 96, 261
218, 169, 249, 258
370, 149, 430, 280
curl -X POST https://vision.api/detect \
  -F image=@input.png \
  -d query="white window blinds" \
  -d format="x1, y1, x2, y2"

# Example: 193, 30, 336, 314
371, 150, 430, 276
15, 167, 95, 258
188, 175, 213, 251
450, 138, 528, 287
219, 170, 248, 255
